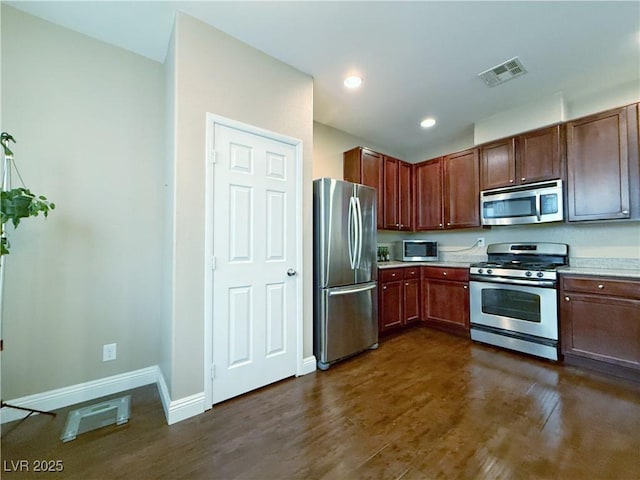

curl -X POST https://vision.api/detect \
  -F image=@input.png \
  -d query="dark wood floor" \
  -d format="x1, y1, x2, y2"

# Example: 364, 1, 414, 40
2, 327, 640, 479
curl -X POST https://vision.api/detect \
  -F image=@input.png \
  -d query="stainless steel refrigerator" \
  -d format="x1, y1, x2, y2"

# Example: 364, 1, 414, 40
313, 178, 378, 370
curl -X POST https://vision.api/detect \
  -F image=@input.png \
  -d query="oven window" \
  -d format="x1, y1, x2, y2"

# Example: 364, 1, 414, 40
481, 288, 541, 323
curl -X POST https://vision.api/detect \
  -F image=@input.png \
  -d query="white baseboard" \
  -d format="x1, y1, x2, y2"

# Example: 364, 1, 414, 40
155, 368, 205, 425
299, 355, 317, 376
0, 366, 158, 424
2, 360, 315, 426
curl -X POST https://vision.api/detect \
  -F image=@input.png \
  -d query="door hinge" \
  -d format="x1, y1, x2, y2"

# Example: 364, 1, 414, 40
211, 364, 216, 379
208, 150, 218, 165
211, 256, 216, 271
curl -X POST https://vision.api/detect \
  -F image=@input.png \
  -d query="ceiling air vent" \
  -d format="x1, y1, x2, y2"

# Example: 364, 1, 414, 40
478, 57, 527, 87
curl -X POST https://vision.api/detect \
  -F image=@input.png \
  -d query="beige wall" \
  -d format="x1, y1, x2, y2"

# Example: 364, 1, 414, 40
0, 6, 165, 399
166, 13, 313, 399
312, 122, 405, 180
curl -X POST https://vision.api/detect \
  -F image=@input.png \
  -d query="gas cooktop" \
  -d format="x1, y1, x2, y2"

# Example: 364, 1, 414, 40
470, 242, 569, 281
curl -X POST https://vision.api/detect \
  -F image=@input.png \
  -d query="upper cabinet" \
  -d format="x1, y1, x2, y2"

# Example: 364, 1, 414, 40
344, 147, 412, 231
480, 125, 563, 190
383, 156, 412, 230
414, 158, 444, 230
344, 147, 384, 228
414, 148, 480, 231
566, 104, 640, 222
444, 148, 480, 229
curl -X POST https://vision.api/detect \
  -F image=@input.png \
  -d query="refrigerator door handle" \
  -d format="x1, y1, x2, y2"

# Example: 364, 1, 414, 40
348, 196, 357, 269
355, 196, 363, 268
328, 283, 377, 296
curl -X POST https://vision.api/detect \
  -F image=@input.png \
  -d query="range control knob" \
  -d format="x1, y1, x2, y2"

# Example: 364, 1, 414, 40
487, 269, 493, 275
478, 268, 484, 274
525, 271, 532, 277
536, 272, 544, 278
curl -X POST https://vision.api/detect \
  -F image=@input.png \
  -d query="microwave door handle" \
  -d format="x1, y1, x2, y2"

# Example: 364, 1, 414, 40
535, 194, 541, 222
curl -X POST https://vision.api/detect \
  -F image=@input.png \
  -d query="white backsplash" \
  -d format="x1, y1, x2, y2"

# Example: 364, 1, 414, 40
377, 221, 640, 266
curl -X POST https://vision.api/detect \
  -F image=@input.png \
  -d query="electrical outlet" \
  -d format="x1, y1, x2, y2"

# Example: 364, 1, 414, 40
103, 343, 117, 362
477, 237, 485, 247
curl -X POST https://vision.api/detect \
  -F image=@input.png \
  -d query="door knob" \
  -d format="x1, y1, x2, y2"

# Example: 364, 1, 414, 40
287, 268, 297, 277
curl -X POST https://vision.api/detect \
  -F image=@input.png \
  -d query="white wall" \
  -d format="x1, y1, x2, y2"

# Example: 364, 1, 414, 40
165, 13, 313, 400
415, 79, 640, 161
0, 6, 165, 399
314, 103, 640, 264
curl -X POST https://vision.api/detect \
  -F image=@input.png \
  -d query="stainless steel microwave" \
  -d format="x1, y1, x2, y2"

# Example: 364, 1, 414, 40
395, 240, 438, 261
481, 179, 564, 226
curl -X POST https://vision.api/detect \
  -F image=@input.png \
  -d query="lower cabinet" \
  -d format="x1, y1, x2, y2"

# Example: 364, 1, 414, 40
379, 265, 470, 335
421, 266, 470, 337
379, 268, 403, 332
560, 274, 640, 381
379, 267, 421, 333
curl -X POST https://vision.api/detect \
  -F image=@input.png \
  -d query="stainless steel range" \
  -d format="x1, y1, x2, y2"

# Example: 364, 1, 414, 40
469, 242, 569, 361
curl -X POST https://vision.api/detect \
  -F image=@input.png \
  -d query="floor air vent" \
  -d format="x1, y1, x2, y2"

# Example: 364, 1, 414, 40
60, 396, 130, 442
478, 57, 527, 87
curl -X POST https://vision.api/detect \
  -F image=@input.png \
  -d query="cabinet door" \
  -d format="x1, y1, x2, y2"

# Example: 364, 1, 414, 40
561, 293, 640, 370
398, 160, 412, 231
403, 278, 420, 324
426, 279, 470, 332
383, 156, 399, 229
517, 125, 563, 184
380, 280, 403, 332
414, 159, 444, 230
444, 149, 480, 229
566, 107, 631, 221
480, 138, 515, 189
343, 147, 384, 228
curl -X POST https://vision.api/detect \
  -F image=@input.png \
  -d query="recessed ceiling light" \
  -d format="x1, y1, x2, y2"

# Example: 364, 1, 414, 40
344, 76, 363, 89
420, 117, 437, 128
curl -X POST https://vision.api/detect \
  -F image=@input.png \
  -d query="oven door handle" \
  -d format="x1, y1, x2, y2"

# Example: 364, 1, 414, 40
469, 276, 556, 288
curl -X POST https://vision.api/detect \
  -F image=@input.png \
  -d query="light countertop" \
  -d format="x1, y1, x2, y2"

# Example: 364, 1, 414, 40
377, 260, 472, 269
378, 260, 640, 279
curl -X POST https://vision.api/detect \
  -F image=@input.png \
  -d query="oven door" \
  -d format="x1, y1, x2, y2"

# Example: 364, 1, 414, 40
469, 280, 558, 340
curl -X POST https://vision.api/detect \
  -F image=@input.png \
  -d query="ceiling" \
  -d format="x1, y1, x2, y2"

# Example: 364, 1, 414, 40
7, 1, 640, 158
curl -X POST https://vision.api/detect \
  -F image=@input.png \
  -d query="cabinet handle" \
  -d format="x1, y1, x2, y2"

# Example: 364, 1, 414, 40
383, 286, 387, 290
622, 210, 629, 215
405, 282, 409, 286
443, 272, 447, 276
598, 284, 604, 289
565, 296, 570, 301
463, 285, 468, 289
509, 179, 514, 183
439, 223, 443, 227
447, 222, 451, 226
521, 177, 526, 181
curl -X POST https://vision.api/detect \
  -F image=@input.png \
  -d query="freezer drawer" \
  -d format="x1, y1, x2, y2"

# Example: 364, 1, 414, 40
314, 282, 378, 369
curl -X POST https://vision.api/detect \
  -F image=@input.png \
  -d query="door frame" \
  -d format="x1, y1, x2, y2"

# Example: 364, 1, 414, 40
203, 113, 304, 408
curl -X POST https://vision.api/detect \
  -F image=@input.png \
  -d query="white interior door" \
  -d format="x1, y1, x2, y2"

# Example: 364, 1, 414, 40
208, 119, 300, 405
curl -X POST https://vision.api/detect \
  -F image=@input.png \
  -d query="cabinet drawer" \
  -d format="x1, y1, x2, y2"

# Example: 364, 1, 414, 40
422, 266, 469, 282
403, 268, 420, 279
379, 268, 404, 282
562, 276, 640, 299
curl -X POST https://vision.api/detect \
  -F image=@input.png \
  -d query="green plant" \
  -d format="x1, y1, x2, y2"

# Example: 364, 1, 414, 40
0, 188, 55, 255
0, 132, 56, 255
